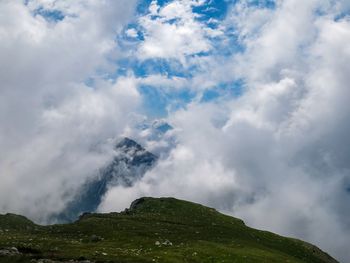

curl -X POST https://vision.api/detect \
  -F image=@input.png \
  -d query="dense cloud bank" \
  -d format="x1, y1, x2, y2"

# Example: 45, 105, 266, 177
1, 0, 350, 262
100, 1, 350, 262
0, 0, 138, 222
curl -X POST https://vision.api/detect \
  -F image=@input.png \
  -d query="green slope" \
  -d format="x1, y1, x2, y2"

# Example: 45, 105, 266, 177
0, 197, 338, 263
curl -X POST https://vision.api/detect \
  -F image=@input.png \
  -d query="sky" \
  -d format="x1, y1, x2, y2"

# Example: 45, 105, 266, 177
1, 0, 350, 261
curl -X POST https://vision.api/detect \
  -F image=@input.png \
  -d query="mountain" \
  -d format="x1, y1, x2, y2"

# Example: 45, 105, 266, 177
0, 197, 338, 263
55, 138, 157, 223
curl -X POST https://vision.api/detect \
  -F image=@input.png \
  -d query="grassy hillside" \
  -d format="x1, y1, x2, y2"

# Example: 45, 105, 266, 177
0, 197, 338, 263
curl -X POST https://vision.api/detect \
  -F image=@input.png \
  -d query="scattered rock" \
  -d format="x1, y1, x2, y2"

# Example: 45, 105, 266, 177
0, 247, 20, 256
155, 239, 172, 246
89, 235, 102, 242
162, 240, 172, 246
31, 259, 94, 263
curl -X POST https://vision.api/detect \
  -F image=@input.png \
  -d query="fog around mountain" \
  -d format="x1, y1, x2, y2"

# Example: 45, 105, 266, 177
1, 1, 350, 262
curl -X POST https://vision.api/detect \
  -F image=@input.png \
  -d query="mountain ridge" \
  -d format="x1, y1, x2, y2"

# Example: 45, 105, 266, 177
0, 197, 339, 263
54, 137, 157, 223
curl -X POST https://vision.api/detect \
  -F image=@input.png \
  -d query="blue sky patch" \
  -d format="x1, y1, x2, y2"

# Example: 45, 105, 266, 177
33, 7, 65, 22
247, 0, 276, 9
200, 79, 245, 103
193, 0, 230, 21
111, 0, 254, 117
139, 85, 195, 117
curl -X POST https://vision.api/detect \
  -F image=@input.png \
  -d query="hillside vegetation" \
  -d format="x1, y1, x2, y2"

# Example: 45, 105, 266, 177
0, 197, 338, 263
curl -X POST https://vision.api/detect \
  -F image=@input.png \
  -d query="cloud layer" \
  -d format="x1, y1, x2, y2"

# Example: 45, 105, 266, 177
1, 0, 350, 262
99, 1, 350, 262
0, 0, 138, 222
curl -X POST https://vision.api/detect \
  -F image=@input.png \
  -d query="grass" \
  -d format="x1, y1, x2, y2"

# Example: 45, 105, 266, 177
0, 197, 338, 263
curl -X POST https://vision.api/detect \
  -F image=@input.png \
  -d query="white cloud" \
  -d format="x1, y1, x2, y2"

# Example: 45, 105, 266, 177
125, 28, 139, 38
139, 74, 189, 90
0, 0, 138, 223
2, 0, 350, 261
100, 1, 350, 262
137, 0, 221, 62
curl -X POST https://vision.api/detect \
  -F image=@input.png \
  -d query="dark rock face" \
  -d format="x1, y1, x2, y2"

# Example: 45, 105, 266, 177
129, 197, 146, 211
55, 138, 157, 223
